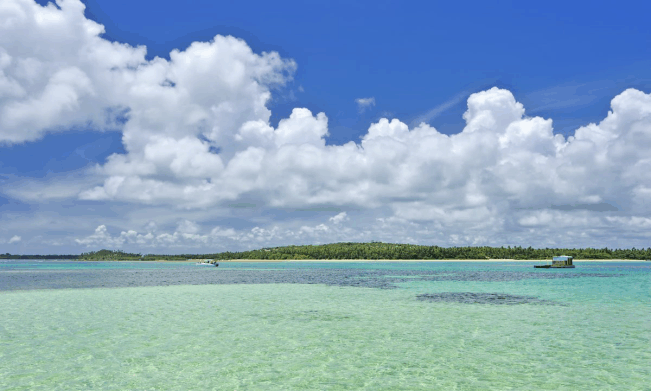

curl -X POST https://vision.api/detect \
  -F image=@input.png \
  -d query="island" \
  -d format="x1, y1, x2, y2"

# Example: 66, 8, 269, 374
2, 242, 651, 261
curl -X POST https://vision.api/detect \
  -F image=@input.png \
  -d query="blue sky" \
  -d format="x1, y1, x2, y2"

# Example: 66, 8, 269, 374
1, 0, 651, 253
88, 0, 649, 133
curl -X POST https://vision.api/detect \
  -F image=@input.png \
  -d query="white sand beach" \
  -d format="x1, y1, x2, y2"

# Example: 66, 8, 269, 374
217, 258, 645, 263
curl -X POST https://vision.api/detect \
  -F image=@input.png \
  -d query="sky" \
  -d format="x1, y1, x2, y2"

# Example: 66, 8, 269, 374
2, 0, 651, 254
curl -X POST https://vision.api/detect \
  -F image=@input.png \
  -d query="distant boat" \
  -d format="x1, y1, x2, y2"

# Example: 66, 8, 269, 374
196, 259, 218, 267
534, 255, 575, 269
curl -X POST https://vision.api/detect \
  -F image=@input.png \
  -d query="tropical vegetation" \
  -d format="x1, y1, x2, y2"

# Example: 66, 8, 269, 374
2, 242, 651, 260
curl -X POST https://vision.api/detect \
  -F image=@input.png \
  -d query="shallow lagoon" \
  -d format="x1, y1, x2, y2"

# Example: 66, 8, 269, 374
1, 261, 649, 390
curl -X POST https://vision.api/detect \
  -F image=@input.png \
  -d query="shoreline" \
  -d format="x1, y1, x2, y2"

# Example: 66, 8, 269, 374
4, 258, 646, 263
216, 258, 646, 263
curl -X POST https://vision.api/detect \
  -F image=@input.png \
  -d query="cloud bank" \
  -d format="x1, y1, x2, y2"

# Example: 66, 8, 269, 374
1, 0, 651, 251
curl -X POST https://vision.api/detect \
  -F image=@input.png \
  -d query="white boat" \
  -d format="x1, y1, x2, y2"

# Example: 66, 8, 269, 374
196, 259, 219, 267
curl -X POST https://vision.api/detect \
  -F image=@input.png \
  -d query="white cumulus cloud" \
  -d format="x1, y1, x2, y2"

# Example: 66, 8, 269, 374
74, 216, 360, 250
2, 0, 651, 251
329, 212, 349, 224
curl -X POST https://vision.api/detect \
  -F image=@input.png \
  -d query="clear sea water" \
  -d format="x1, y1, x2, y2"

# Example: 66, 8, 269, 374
1, 260, 649, 390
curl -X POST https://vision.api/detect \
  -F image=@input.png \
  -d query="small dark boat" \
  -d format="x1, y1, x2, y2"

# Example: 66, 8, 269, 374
534, 264, 551, 268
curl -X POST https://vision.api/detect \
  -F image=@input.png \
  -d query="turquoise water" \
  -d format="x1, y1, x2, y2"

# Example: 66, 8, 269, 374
1, 261, 649, 390
0, 260, 198, 270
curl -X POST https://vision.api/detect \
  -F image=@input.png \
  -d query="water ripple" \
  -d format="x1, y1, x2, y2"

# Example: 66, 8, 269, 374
0, 265, 621, 291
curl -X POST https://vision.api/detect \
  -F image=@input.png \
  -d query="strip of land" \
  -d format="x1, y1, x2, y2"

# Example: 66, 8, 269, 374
3, 242, 650, 262
218, 258, 644, 263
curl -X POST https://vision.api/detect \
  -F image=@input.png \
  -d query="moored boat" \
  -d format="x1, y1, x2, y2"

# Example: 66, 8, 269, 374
534, 255, 575, 269
196, 259, 218, 266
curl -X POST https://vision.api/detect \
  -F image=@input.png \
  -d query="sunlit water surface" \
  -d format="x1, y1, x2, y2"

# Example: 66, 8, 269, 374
1, 261, 649, 390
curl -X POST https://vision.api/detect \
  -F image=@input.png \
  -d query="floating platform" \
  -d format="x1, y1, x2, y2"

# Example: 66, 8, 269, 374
534, 264, 575, 268
534, 255, 575, 269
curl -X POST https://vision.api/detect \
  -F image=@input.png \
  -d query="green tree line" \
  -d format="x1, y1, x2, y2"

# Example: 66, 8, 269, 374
2, 243, 651, 260
207, 242, 651, 260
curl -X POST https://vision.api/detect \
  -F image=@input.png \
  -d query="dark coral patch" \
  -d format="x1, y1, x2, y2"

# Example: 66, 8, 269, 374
416, 292, 563, 305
